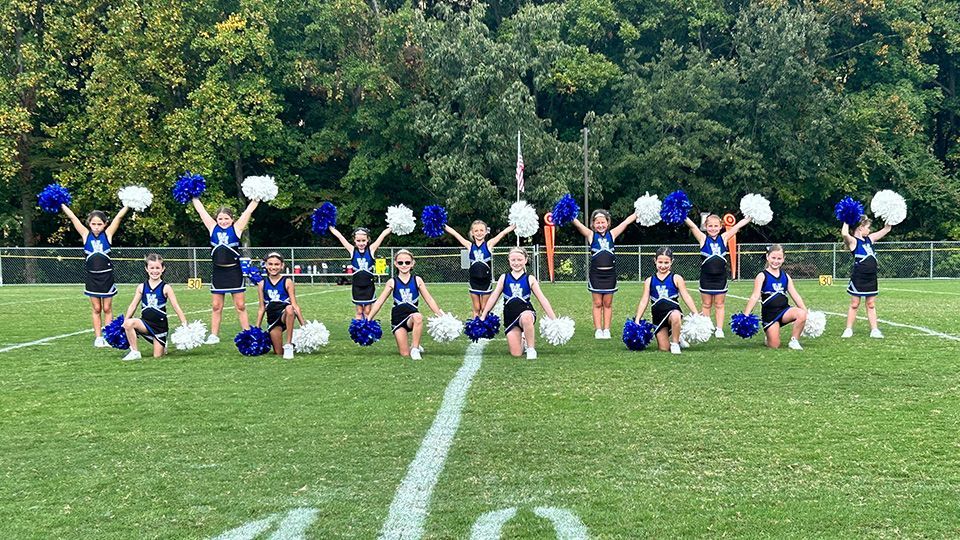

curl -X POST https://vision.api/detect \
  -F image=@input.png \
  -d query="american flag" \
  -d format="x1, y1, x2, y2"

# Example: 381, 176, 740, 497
515, 132, 524, 193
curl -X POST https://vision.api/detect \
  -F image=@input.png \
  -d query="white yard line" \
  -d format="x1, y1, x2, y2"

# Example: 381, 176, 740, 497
379, 340, 488, 540
883, 287, 960, 296
0, 297, 67, 307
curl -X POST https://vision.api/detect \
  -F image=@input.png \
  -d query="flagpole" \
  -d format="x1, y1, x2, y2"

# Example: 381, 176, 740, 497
516, 130, 521, 247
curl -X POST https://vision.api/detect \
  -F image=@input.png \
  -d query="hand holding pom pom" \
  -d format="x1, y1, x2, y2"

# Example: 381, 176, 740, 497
427, 312, 462, 343
293, 320, 330, 353
660, 190, 693, 225
834, 196, 864, 226
539, 316, 575, 346
172, 171, 206, 204
118, 186, 153, 212
801, 310, 826, 338
311, 203, 337, 236
509, 201, 539, 238
680, 313, 714, 345
386, 204, 416, 236
171, 321, 207, 350
870, 190, 907, 226
37, 183, 72, 214
623, 319, 654, 351
349, 318, 383, 346
235, 327, 272, 356
739, 194, 773, 226
240, 259, 263, 285
103, 316, 130, 350
551, 194, 580, 227
464, 315, 500, 341
241, 175, 278, 202
634, 192, 662, 227
421, 205, 448, 238
730, 313, 761, 339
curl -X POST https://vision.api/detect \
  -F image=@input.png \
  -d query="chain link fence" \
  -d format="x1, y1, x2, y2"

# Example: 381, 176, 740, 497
1, 242, 959, 286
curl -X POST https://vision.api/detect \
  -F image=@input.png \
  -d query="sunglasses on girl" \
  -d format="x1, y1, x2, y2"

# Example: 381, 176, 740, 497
396, 260, 412, 266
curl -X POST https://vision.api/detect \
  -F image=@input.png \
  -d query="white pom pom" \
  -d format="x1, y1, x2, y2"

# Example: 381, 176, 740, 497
539, 316, 575, 346
171, 320, 207, 350
386, 204, 416, 235
292, 320, 330, 353
634, 192, 662, 227
870, 190, 907, 226
801, 310, 826, 338
680, 313, 714, 345
739, 193, 773, 226
427, 313, 463, 343
241, 175, 279, 202
509, 201, 539, 238
118, 185, 153, 212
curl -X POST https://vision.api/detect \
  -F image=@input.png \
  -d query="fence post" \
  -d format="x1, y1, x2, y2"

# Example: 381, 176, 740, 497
191, 247, 198, 278
0, 250, 4, 286
930, 242, 935, 279
637, 245, 643, 282
832, 243, 836, 279
534, 244, 541, 282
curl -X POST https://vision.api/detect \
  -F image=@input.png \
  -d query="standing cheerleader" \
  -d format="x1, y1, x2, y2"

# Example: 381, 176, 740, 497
120, 254, 188, 360
255, 252, 305, 359
479, 247, 559, 360
329, 225, 392, 319
742, 244, 808, 350
683, 214, 752, 338
190, 198, 259, 343
841, 216, 893, 338
571, 209, 637, 339
443, 220, 516, 316
61, 203, 129, 347
633, 247, 700, 354
367, 250, 445, 360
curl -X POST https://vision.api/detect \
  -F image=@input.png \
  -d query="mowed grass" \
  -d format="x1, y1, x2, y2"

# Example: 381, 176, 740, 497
0, 279, 959, 538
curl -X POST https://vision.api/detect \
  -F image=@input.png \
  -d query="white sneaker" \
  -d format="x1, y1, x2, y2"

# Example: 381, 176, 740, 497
94, 336, 108, 348
205, 334, 220, 345
788, 337, 803, 350
416, 345, 425, 354
870, 328, 884, 339
679, 338, 690, 349
410, 347, 422, 360
283, 343, 294, 360
122, 350, 142, 361
670, 343, 681, 355
594, 329, 603, 339
714, 328, 725, 339
526, 347, 537, 360
841, 328, 853, 338
602, 329, 612, 339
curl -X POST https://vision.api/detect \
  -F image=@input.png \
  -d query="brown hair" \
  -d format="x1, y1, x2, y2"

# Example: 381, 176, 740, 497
590, 209, 611, 225
86, 210, 108, 224
766, 244, 785, 256
214, 206, 235, 220
144, 253, 164, 266
394, 249, 414, 262
263, 252, 284, 264
655, 246, 674, 259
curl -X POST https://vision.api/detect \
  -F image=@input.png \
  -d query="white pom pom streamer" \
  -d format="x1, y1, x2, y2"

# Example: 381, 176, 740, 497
801, 310, 826, 338
539, 316, 575, 346
427, 313, 463, 343
870, 190, 907, 226
680, 313, 714, 345
241, 175, 279, 202
170, 320, 207, 351
634, 192, 662, 227
386, 204, 416, 235
292, 320, 330, 353
739, 194, 773, 226
509, 201, 539, 238
118, 185, 153, 212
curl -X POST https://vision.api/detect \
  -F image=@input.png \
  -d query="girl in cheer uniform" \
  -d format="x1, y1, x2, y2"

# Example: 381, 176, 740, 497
120, 254, 188, 361
633, 247, 700, 354
742, 244, 808, 350
61, 203, 129, 348
841, 216, 893, 338
329, 225, 392, 319
444, 220, 516, 317
256, 252, 305, 359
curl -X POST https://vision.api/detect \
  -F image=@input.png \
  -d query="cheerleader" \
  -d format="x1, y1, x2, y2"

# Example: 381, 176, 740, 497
571, 209, 637, 339
633, 247, 700, 354
255, 252, 305, 359
742, 244, 808, 350
367, 250, 444, 360
841, 216, 892, 338
443, 220, 516, 316
479, 247, 559, 360
329, 225, 392, 319
120, 254, 188, 360
191, 198, 259, 343
683, 214, 752, 338
61, 203, 129, 347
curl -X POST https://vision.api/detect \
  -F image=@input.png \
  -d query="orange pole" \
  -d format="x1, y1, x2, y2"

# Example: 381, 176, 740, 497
544, 212, 556, 282
722, 213, 737, 279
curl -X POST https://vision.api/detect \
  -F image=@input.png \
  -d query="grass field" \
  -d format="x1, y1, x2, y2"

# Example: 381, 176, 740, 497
1, 279, 959, 539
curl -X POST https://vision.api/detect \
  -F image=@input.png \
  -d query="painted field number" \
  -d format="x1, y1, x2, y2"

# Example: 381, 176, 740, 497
819, 275, 833, 286
187, 278, 203, 289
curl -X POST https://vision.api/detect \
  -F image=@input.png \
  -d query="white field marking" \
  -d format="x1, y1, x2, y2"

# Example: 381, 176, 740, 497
212, 512, 280, 540
0, 296, 66, 306
883, 287, 960, 296
0, 289, 344, 354
722, 292, 960, 342
470, 507, 518, 540
533, 507, 589, 540
267, 507, 320, 540
379, 340, 488, 540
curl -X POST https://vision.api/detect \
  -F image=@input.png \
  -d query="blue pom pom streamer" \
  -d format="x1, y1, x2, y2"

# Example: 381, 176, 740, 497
421, 205, 448, 238
551, 194, 580, 227
730, 313, 761, 339
103, 316, 130, 350
482, 314, 500, 338
37, 183, 72, 214
660, 190, 692, 225
172, 171, 206, 204
622, 318, 654, 351
349, 318, 383, 346
311, 202, 337, 236
463, 314, 501, 341
834, 196, 864, 226
234, 327, 272, 356
240, 259, 263, 285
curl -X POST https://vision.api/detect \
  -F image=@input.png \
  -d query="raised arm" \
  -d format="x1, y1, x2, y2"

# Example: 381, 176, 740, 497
786, 276, 807, 312
488, 224, 517, 248
869, 222, 893, 243
443, 224, 473, 248
720, 216, 752, 242
570, 218, 594, 240
61, 204, 89, 241
254, 282, 267, 327
674, 275, 700, 313
124, 285, 144, 319
683, 217, 706, 245
164, 285, 188, 325
369, 227, 392, 254
233, 199, 260, 235
191, 198, 217, 232
366, 280, 395, 320
285, 279, 305, 326
610, 212, 638, 240
416, 277, 443, 315
529, 277, 557, 319
634, 279, 652, 322
479, 276, 506, 318
741, 274, 765, 315
840, 223, 856, 251
105, 206, 130, 242
328, 227, 355, 254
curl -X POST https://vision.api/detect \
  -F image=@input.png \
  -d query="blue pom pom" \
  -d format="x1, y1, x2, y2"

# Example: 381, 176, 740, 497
240, 259, 263, 285
421, 205, 448, 238
464, 314, 501, 341
834, 196, 864, 226
622, 318, 654, 351
551, 194, 580, 227
730, 313, 761, 339
660, 190, 692, 225
234, 327, 272, 356
172, 171, 206, 204
349, 318, 383, 346
37, 183, 72, 214
483, 314, 501, 338
103, 316, 130, 350
311, 202, 338, 236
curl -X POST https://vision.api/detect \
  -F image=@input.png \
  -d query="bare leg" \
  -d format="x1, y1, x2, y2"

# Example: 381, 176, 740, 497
395, 327, 411, 357
284, 306, 295, 344
232, 292, 249, 330
765, 323, 781, 349
865, 296, 878, 330
602, 294, 613, 331
122, 317, 144, 353
591, 293, 603, 330
668, 311, 682, 344
519, 312, 536, 349
846, 296, 861, 330
655, 327, 671, 351
210, 294, 225, 336
269, 325, 283, 355
90, 297, 104, 336
506, 327, 524, 356
780, 307, 807, 340
152, 338, 165, 358
713, 294, 726, 330
700, 293, 713, 318
102, 297, 114, 324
